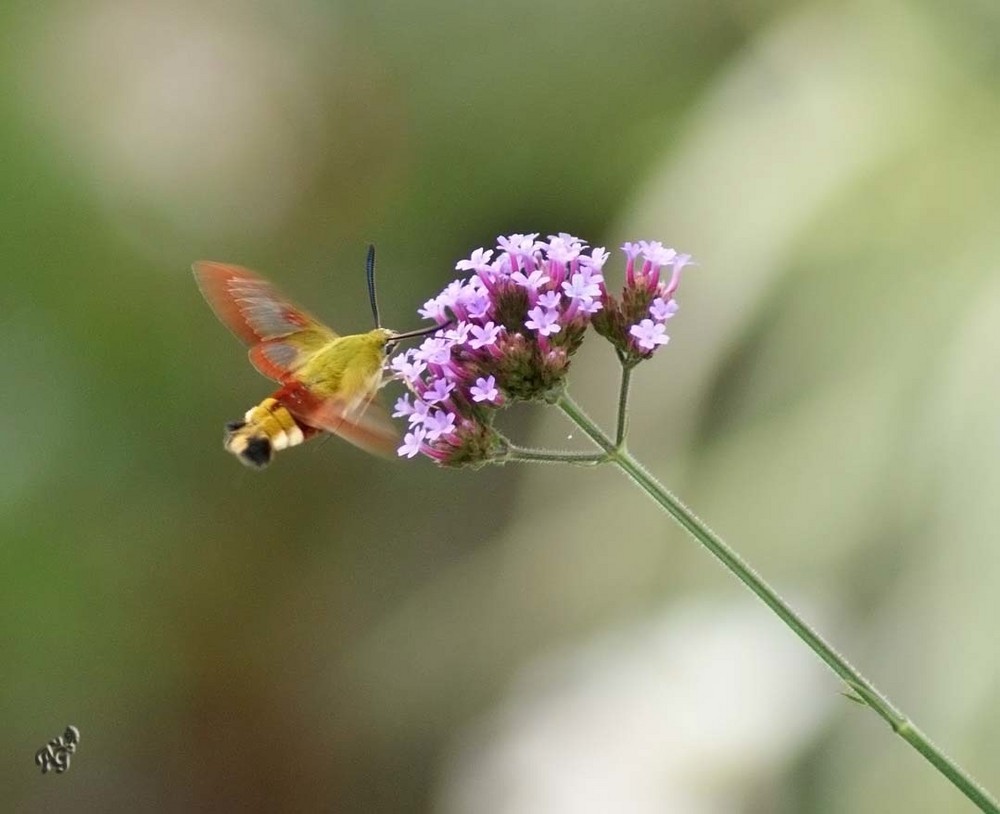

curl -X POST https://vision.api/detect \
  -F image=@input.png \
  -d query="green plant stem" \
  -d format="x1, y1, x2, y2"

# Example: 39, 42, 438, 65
504, 444, 606, 465
615, 363, 634, 446
554, 390, 999, 814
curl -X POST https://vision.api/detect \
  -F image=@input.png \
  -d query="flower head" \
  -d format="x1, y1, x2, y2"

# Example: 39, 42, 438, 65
390, 233, 691, 465
592, 239, 690, 363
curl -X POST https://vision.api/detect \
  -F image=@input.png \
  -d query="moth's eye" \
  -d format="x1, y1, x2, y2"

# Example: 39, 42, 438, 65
384, 341, 397, 356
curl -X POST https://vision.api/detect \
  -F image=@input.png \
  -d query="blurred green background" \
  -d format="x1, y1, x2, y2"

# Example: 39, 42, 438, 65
4, 0, 1000, 811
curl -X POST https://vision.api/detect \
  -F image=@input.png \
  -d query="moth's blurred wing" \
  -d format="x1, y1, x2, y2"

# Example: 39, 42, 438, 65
311, 399, 398, 458
193, 261, 336, 381
280, 385, 398, 458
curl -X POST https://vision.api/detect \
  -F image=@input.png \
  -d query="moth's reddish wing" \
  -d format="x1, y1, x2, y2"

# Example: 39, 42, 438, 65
194, 261, 397, 458
193, 261, 338, 380
193, 262, 316, 343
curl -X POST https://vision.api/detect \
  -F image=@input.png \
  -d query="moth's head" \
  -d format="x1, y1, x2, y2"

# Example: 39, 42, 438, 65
367, 327, 399, 356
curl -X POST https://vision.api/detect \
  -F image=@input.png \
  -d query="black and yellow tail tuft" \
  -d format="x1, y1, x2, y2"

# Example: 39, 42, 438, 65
223, 397, 305, 469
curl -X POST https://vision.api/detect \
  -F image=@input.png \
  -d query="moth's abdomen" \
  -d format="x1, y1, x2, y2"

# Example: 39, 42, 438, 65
224, 397, 309, 468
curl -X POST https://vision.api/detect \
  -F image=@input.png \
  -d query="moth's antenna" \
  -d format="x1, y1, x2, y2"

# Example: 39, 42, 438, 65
366, 244, 380, 328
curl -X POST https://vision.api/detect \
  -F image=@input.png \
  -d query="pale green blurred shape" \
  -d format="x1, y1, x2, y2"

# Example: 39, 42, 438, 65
2, 0, 999, 812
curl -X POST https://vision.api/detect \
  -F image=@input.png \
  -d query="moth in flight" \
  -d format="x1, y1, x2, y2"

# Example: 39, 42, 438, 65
193, 247, 439, 468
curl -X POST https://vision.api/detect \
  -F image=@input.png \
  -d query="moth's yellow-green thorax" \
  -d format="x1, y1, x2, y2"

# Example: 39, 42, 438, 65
297, 328, 392, 409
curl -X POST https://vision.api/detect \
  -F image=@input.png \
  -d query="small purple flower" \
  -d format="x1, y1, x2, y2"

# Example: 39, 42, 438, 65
389, 350, 427, 380
497, 233, 540, 256
408, 397, 431, 426
392, 394, 414, 419
525, 306, 561, 336
561, 272, 604, 321
424, 408, 457, 441
398, 427, 426, 458
649, 297, 679, 322
423, 377, 455, 405
418, 296, 448, 323
546, 234, 583, 264
562, 272, 602, 302
639, 240, 676, 268
497, 233, 541, 273
415, 336, 453, 365
460, 287, 491, 320
445, 321, 472, 345
455, 248, 494, 273
580, 246, 609, 272
468, 321, 502, 350
537, 290, 562, 310
429, 281, 462, 320
489, 253, 514, 278
470, 375, 501, 404
629, 319, 670, 351
511, 268, 550, 291
549, 232, 586, 247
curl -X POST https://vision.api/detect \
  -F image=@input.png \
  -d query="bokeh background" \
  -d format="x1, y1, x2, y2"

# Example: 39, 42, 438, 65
4, 0, 1000, 811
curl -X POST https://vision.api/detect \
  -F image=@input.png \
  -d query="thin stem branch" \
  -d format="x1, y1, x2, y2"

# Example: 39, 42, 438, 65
554, 390, 999, 814
615, 364, 634, 447
504, 444, 606, 465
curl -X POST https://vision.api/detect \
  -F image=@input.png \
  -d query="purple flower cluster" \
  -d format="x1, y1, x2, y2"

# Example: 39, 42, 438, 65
591, 240, 691, 359
390, 233, 691, 465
